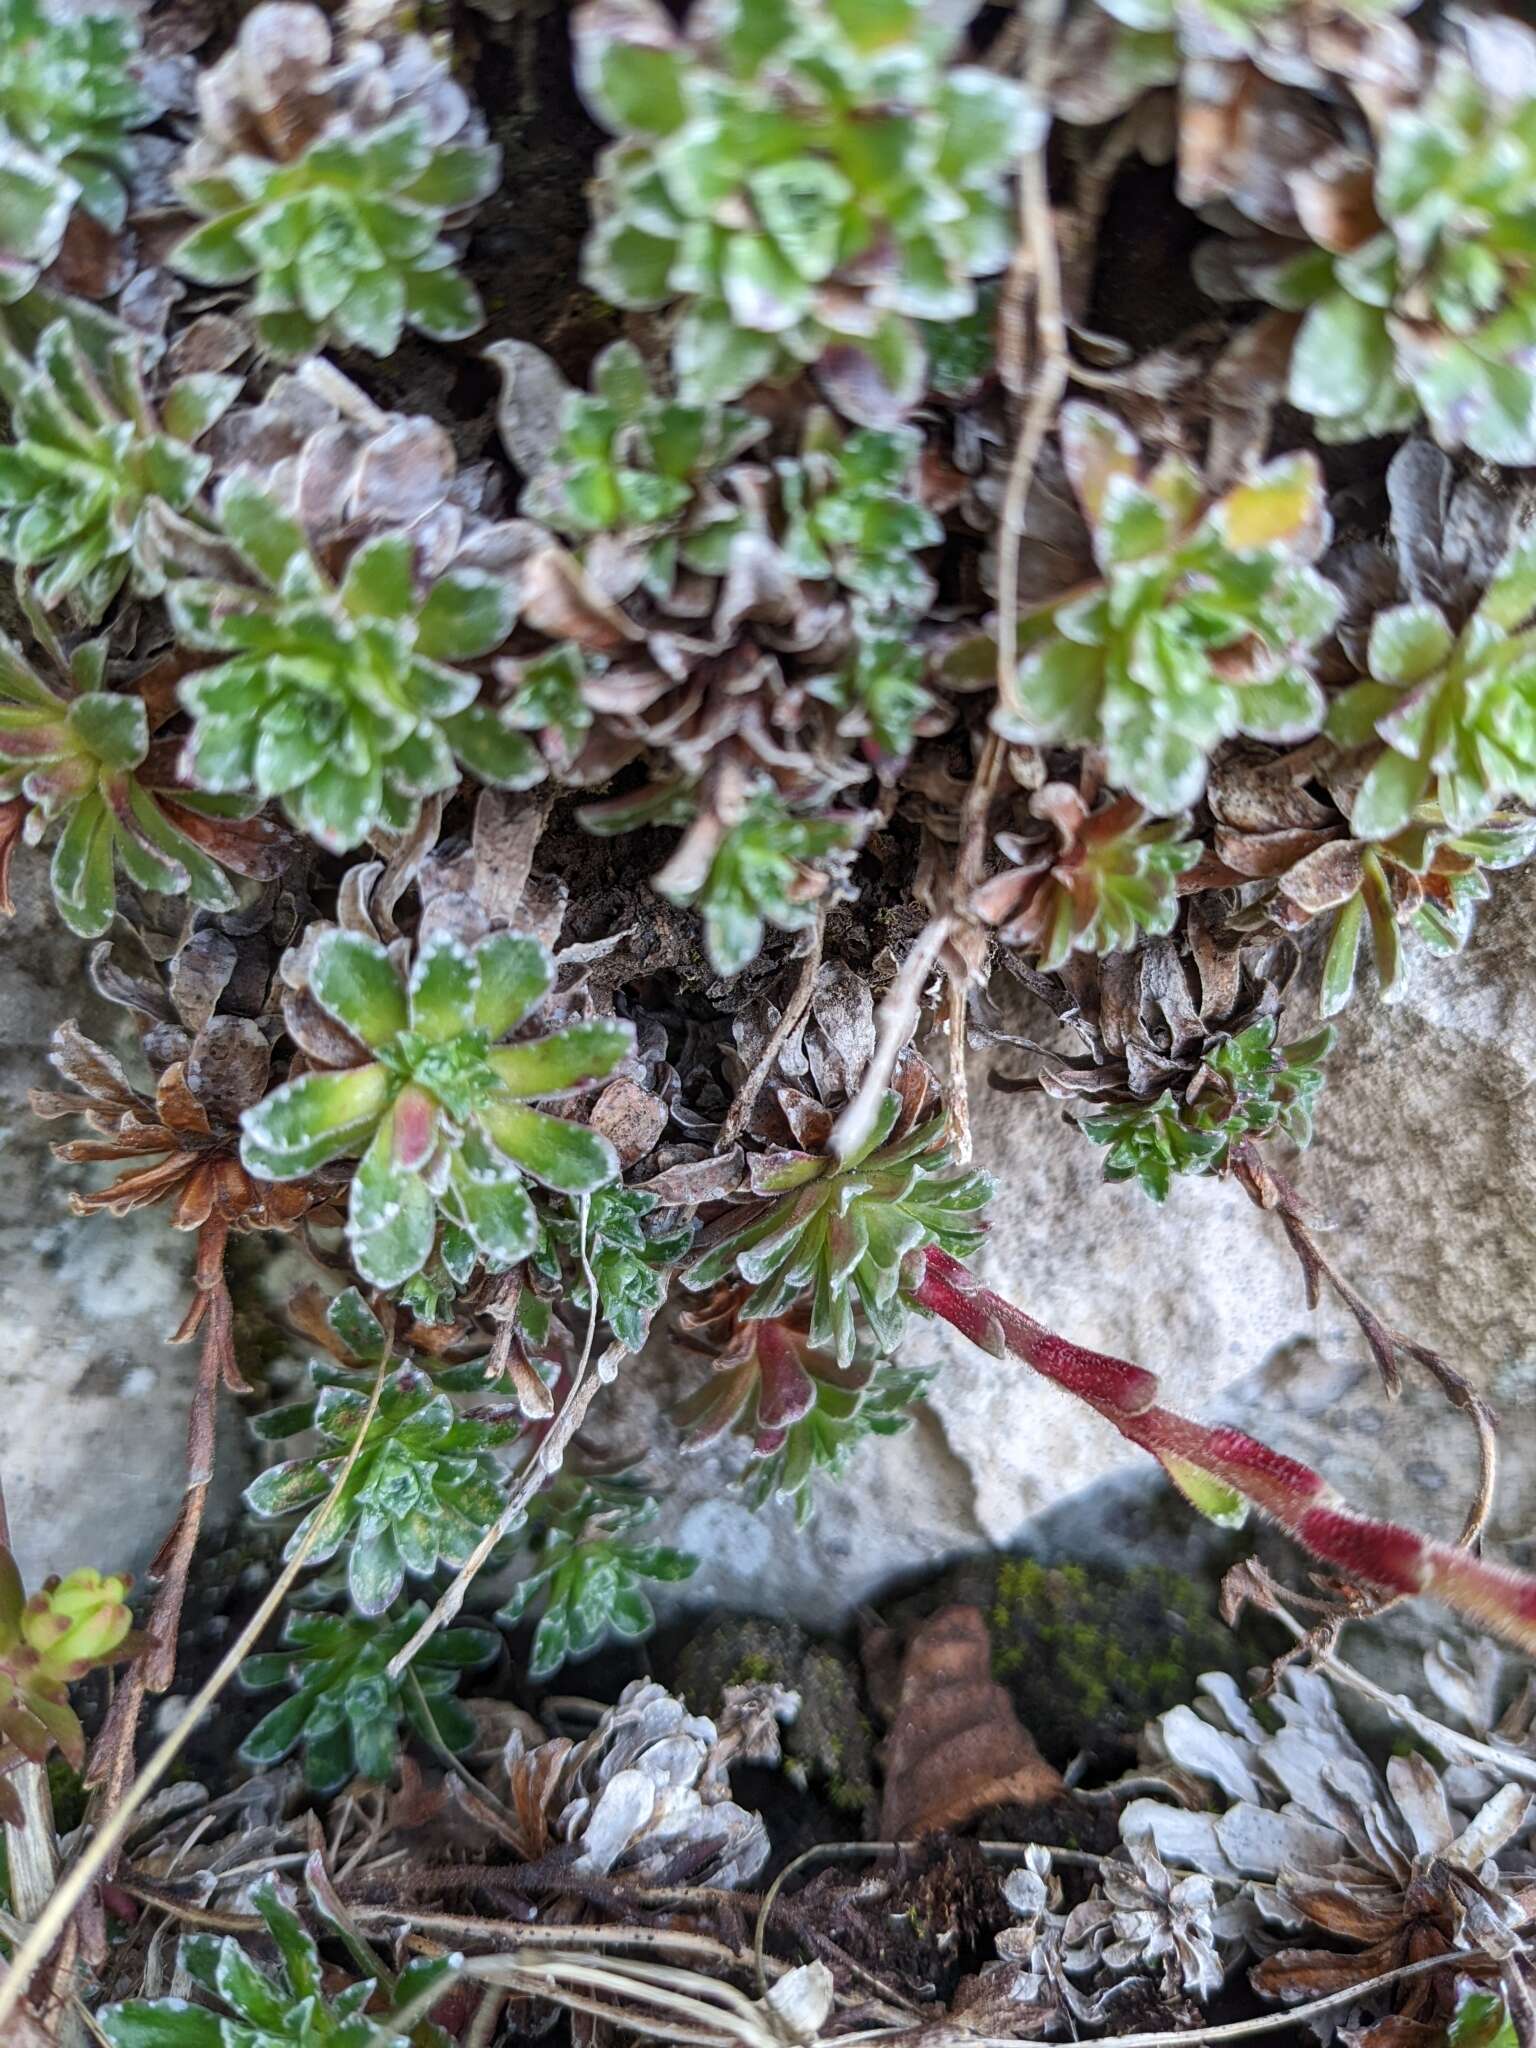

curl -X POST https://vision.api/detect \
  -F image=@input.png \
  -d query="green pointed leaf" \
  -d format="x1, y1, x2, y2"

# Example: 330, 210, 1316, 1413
340, 533, 414, 621
216, 475, 311, 589
98, 2004, 225, 2048
349, 1109, 437, 1288
473, 931, 554, 1038
487, 1018, 634, 1099
416, 572, 515, 663
403, 264, 484, 342
451, 1163, 537, 1266
480, 1100, 620, 1194
240, 1063, 392, 1179
171, 214, 260, 286
238, 1691, 312, 1768
1350, 744, 1431, 842
1367, 602, 1453, 686
1320, 890, 1365, 1019
1480, 531, 1536, 632
408, 931, 480, 1040
442, 704, 546, 788
1290, 290, 1399, 424
309, 931, 408, 1049
50, 789, 115, 937
214, 1941, 290, 2029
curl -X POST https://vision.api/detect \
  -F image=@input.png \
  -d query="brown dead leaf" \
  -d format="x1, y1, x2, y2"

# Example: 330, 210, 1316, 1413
879, 1606, 1064, 1838
636, 1148, 745, 1206
590, 1076, 668, 1166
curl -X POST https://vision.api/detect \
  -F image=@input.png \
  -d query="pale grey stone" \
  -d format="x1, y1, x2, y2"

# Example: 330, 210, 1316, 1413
0, 862, 229, 1589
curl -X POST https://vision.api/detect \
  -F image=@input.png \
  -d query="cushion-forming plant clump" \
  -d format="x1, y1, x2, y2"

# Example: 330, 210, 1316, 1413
13, 3, 1536, 1986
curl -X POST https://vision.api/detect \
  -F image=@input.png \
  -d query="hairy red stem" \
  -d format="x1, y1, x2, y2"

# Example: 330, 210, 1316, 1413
914, 1246, 1536, 1654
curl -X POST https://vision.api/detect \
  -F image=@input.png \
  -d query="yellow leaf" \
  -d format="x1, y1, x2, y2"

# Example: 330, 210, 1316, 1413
1160, 1454, 1250, 1529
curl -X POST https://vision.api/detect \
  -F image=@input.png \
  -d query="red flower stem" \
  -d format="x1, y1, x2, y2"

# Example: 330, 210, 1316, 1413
912, 1245, 1536, 1654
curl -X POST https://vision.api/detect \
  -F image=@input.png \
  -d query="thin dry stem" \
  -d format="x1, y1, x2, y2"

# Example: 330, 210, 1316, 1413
753, 1839, 1103, 1996
1255, 1581, 1536, 1791
717, 913, 824, 1154
349, 1907, 758, 1967
0, 1352, 394, 2037
945, 1950, 1486, 2048
939, 0, 1070, 1157
830, 912, 952, 1162
462, 1952, 793, 2048
943, 971, 973, 1165
384, 1358, 603, 1680
1233, 1144, 1501, 1560
992, 0, 1069, 727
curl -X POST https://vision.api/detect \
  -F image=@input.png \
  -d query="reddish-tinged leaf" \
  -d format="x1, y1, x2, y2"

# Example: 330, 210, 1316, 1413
392, 1084, 439, 1172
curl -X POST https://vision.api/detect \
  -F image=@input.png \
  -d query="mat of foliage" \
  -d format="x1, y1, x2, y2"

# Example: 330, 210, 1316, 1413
8, 0, 1536, 2035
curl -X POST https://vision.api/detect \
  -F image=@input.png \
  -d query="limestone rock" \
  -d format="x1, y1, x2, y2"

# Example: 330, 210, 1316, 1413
0, 862, 234, 1588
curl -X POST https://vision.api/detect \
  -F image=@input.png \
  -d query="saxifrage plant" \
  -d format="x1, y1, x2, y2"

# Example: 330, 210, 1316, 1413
1326, 531, 1536, 840
1076, 1018, 1335, 1203
581, 779, 868, 979
171, 1, 499, 359
0, 588, 286, 937
0, 0, 154, 304
240, 925, 633, 1291
1267, 28, 1536, 463
171, 476, 532, 852
682, 1088, 991, 1366
995, 404, 1340, 813
99, 1874, 458, 2047
0, 318, 240, 622
973, 784, 1200, 970
675, 1295, 933, 1525
20, 10, 1536, 1989
574, 0, 1039, 420
239, 1599, 496, 1793
245, 1358, 523, 1616
496, 1478, 698, 1680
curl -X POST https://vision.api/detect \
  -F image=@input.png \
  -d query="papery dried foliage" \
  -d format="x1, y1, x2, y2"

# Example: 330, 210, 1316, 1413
32, 1006, 317, 1245
500, 1677, 769, 1884
954, 1842, 1185, 2039
1122, 1667, 1536, 2044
